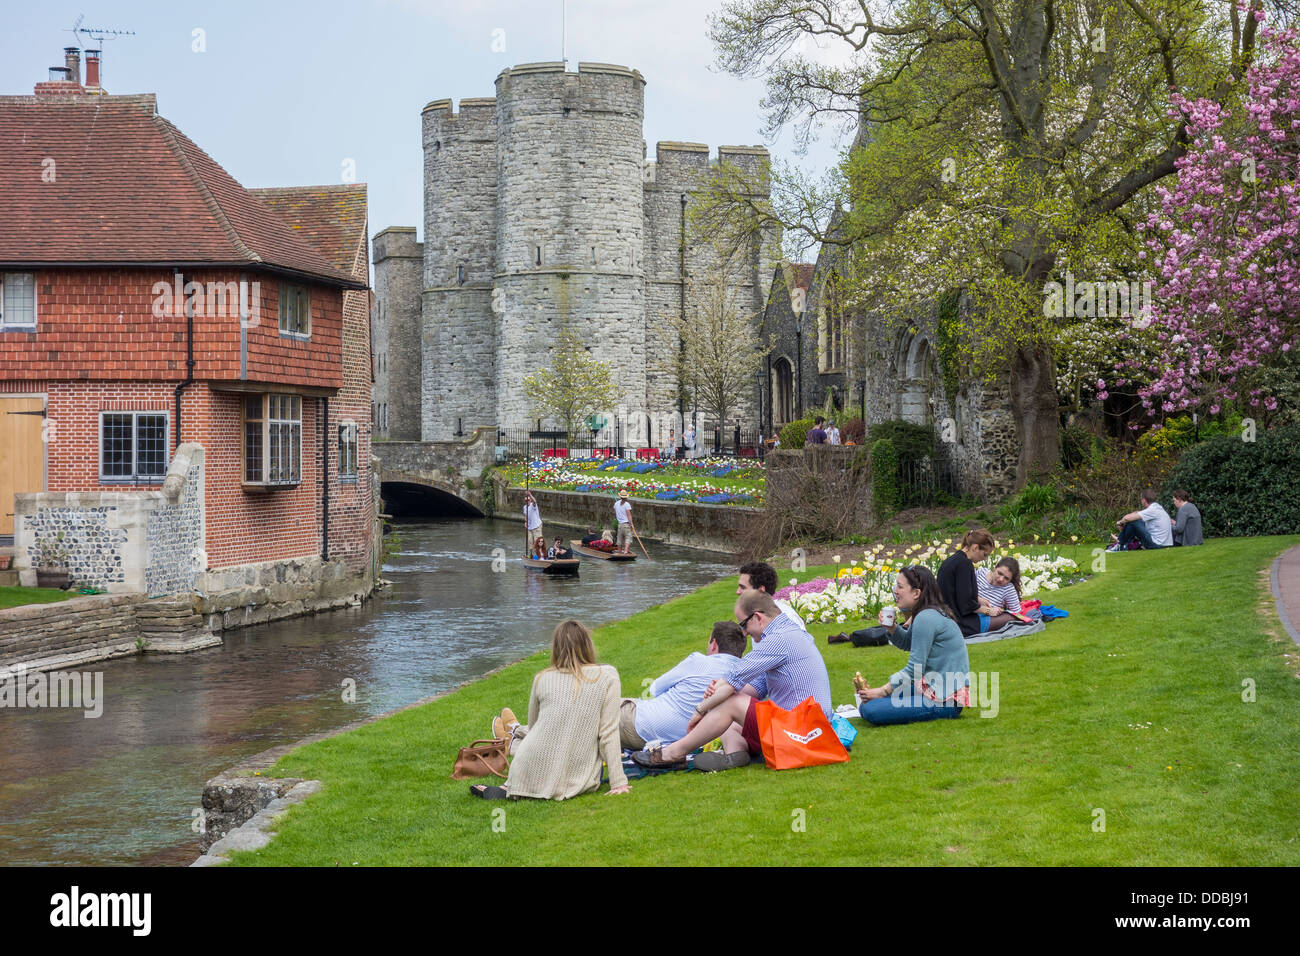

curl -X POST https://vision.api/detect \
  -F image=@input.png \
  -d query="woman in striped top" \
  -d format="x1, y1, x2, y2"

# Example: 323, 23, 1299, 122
977, 557, 1022, 616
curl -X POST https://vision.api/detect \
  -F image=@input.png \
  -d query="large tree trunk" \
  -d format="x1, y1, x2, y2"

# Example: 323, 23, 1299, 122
1008, 345, 1060, 489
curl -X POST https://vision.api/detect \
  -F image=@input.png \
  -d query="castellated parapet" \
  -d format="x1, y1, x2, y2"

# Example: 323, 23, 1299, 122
374, 62, 772, 445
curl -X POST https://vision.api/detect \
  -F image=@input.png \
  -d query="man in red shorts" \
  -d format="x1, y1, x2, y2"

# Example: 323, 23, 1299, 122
632, 589, 833, 772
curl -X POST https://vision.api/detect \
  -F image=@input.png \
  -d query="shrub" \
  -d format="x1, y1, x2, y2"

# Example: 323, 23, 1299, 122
1057, 442, 1179, 522
866, 420, 935, 465
1060, 421, 1104, 469
1164, 423, 1300, 537
779, 418, 815, 449
871, 438, 901, 517
1002, 482, 1058, 521
840, 418, 866, 446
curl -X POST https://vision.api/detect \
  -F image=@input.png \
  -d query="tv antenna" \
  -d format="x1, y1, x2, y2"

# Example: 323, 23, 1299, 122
65, 14, 136, 82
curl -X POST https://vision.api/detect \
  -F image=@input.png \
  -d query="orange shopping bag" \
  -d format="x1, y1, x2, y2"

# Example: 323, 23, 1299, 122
753, 696, 850, 770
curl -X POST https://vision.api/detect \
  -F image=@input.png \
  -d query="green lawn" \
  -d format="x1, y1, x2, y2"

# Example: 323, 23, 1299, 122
0, 586, 77, 610
227, 537, 1300, 866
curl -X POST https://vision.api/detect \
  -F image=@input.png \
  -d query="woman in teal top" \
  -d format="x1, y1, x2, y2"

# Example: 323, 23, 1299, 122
857, 566, 971, 725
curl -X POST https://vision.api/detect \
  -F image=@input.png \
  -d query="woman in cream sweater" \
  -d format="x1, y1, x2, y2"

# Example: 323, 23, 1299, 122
470, 620, 630, 800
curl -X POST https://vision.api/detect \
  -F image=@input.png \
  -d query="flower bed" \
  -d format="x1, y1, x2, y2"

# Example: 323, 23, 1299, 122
504, 457, 765, 505
773, 542, 1083, 625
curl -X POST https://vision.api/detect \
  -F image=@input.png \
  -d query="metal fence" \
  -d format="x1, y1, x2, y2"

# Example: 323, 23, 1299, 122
897, 454, 962, 507
493, 423, 766, 462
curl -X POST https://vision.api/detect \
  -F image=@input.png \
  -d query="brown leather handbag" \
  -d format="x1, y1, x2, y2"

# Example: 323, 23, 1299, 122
451, 739, 510, 780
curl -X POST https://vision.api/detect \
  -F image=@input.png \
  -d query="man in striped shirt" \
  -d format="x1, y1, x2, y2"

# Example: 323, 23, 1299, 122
632, 590, 833, 772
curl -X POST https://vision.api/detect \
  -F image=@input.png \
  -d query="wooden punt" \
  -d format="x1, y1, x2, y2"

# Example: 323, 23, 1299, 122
570, 540, 638, 562
522, 556, 581, 575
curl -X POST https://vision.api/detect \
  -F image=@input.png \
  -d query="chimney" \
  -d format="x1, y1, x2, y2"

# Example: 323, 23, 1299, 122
48, 66, 71, 83
84, 49, 101, 89
64, 47, 81, 85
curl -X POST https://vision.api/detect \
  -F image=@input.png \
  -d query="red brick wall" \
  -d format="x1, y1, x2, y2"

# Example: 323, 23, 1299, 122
321, 242, 375, 575
0, 268, 343, 389
203, 386, 325, 569
45, 381, 191, 491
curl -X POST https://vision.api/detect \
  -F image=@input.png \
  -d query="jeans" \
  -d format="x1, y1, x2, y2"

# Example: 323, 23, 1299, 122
1117, 518, 1166, 550
859, 688, 963, 726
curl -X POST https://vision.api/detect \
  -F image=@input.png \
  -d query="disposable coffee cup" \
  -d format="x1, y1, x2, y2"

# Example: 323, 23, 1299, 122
880, 606, 897, 627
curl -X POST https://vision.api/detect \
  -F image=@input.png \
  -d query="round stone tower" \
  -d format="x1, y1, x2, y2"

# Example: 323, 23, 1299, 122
493, 62, 648, 433
421, 96, 498, 441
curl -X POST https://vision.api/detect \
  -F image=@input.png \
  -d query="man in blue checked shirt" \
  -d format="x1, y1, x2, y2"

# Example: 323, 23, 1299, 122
617, 621, 746, 749
632, 590, 833, 773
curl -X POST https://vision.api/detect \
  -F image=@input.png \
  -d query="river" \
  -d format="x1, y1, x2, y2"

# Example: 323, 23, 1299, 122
0, 518, 733, 866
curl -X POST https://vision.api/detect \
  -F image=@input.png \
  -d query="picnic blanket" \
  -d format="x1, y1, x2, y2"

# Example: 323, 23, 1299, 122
604, 748, 765, 781
965, 619, 1047, 645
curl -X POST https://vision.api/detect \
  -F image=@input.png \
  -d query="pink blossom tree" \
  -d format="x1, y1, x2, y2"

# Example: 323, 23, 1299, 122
1118, 16, 1300, 421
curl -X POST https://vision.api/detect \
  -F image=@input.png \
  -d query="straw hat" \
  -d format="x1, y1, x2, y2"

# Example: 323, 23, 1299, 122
618, 490, 630, 499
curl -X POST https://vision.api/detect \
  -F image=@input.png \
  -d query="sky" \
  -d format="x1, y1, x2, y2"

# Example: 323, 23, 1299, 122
1, 0, 852, 261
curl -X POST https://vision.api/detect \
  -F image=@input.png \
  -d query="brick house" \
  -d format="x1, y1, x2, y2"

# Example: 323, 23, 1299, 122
0, 52, 378, 628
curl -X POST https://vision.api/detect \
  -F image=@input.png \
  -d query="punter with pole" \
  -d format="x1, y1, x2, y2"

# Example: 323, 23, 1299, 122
523, 491, 543, 556
614, 490, 635, 555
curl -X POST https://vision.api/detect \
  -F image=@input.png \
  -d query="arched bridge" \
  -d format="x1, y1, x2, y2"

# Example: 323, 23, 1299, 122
373, 429, 497, 517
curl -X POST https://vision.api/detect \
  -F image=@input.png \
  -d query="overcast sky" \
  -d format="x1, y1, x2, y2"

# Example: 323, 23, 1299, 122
2, 0, 849, 260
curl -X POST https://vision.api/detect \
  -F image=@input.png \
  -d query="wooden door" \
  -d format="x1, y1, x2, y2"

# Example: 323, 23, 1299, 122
0, 397, 45, 536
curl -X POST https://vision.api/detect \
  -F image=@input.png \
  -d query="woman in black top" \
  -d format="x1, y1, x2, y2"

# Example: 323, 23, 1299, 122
937, 529, 1014, 637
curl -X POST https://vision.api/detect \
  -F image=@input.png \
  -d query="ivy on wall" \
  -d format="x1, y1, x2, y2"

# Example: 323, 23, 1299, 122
935, 289, 961, 411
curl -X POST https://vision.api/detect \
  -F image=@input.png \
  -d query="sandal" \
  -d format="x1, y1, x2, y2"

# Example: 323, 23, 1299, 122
630, 746, 687, 770
469, 784, 509, 799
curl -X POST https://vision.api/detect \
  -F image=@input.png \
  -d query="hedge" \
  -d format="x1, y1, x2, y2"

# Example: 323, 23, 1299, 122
871, 438, 901, 517
1164, 423, 1300, 537
779, 418, 815, 449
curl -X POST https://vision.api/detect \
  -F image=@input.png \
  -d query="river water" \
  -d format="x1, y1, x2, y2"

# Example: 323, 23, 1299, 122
0, 518, 733, 866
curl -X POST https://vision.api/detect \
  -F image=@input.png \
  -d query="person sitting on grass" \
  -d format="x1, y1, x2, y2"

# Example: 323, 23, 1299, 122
737, 560, 796, 618
471, 620, 630, 800
631, 589, 832, 773
977, 556, 1023, 616
618, 622, 747, 751
938, 529, 1014, 638
1171, 489, 1204, 546
856, 566, 971, 726
1107, 488, 1173, 552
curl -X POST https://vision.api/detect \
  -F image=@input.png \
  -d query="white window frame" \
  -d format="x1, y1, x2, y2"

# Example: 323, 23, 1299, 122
338, 420, 358, 480
243, 393, 302, 487
278, 284, 311, 338
0, 272, 38, 329
98, 411, 169, 483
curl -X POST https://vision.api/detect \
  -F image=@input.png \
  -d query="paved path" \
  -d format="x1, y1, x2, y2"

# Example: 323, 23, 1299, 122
1271, 545, 1300, 648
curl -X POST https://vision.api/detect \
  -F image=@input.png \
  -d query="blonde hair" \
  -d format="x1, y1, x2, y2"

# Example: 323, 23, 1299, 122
548, 619, 599, 694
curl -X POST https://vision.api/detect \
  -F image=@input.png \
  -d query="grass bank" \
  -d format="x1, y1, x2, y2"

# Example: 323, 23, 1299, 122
0, 586, 77, 610
227, 537, 1300, 866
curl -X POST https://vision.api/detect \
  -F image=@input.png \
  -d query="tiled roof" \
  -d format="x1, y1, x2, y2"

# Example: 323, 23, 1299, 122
0, 93, 363, 287
791, 263, 815, 290
250, 185, 368, 279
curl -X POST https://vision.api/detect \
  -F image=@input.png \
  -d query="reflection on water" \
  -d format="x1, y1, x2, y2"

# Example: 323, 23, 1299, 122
0, 518, 732, 865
